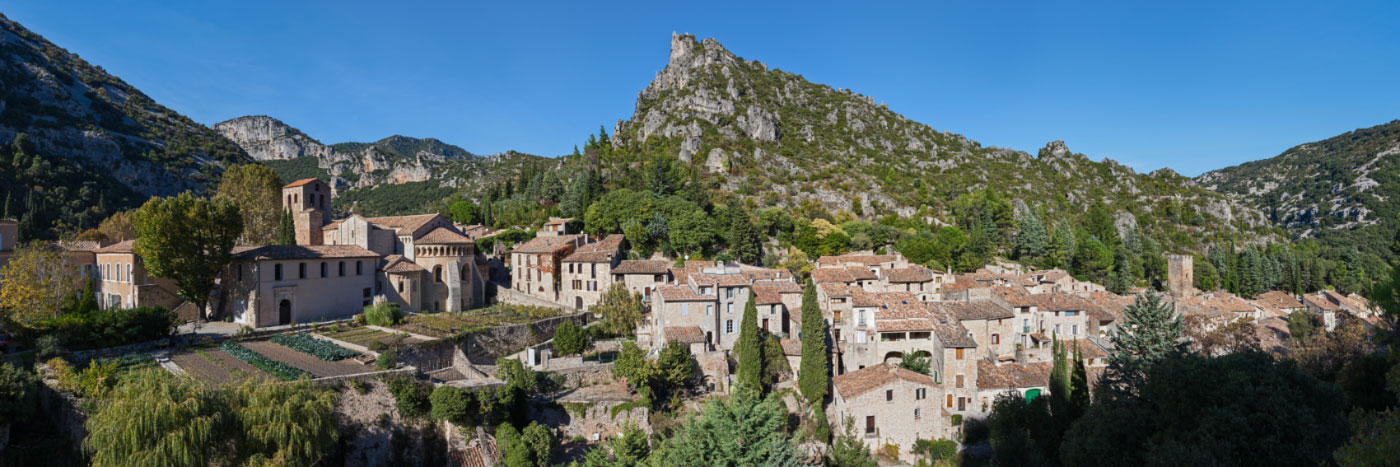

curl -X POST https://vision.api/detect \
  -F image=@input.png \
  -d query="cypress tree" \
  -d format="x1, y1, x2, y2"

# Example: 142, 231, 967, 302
1070, 341, 1090, 417
277, 209, 295, 246
1048, 337, 1073, 458
737, 289, 764, 392
797, 281, 828, 406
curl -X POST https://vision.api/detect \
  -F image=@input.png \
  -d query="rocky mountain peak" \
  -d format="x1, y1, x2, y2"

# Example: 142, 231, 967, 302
1039, 140, 1071, 159
214, 115, 330, 161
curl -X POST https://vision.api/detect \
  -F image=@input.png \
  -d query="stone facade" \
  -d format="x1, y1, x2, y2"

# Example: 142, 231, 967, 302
830, 363, 945, 457
1168, 254, 1195, 297
215, 245, 380, 327
93, 240, 182, 310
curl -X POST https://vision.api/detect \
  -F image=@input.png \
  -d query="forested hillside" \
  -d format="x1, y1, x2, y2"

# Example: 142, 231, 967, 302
0, 13, 249, 239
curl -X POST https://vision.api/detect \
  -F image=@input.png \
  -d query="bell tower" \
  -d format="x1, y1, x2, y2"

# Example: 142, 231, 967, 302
282, 178, 331, 245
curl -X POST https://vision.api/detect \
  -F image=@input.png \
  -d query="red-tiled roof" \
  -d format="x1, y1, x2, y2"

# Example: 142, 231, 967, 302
563, 234, 624, 263
885, 265, 934, 283
284, 178, 322, 188
416, 226, 475, 244
232, 245, 378, 260
832, 363, 936, 399
752, 281, 802, 305
656, 285, 712, 302
780, 338, 802, 356
364, 213, 443, 236
381, 255, 425, 274
927, 300, 1013, 321
819, 283, 851, 297
977, 360, 1053, 389
93, 240, 136, 253
512, 234, 583, 254
614, 260, 672, 275
811, 267, 855, 284
665, 326, 706, 344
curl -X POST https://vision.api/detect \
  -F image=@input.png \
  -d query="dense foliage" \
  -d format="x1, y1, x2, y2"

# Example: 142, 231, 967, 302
132, 192, 242, 324
21, 305, 175, 351
220, 340, 309, 381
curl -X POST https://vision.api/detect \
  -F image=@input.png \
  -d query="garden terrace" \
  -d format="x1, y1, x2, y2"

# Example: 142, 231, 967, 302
392, 304, 572, 339
168, 337, 379, 385
168, 345, 269, 385
320, 326, 422, 348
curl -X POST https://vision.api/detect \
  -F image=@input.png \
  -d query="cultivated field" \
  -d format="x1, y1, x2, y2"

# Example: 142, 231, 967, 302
321, 326, 421, 347
169, 336, 376, 384
392, 304, 571, 339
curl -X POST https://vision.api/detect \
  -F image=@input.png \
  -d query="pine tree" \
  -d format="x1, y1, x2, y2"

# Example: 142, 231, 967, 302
737, 289, 764, 392
1047, 219, 1077, 269
648, 153, 674, 198
797, 282, 828, 406
1014, 211, 1049, 263
729, 207, 763, 265
1103, 289, 1186, 396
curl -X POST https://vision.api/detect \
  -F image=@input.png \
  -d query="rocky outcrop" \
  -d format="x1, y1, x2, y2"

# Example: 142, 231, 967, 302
213, 116, 335, 161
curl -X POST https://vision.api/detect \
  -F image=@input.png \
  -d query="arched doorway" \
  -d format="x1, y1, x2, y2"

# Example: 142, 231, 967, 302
575, 297, 583, 311
278, 299, 291, 325
883, 351, 904, 364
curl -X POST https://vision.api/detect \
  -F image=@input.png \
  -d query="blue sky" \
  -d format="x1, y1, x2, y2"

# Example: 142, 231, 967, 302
5, 0, 1398, 175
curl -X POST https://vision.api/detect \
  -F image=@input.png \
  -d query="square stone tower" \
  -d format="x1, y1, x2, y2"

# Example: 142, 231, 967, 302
282, 178, 330, 245
1167, 254, 1195, 297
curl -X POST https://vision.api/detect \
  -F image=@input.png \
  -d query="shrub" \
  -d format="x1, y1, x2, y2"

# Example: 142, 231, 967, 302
384, 375, 430, 418
25, 306, 176, 351
363, 303, 403, 327
913, 438, 958, 462
35, 334, 62, 359
0, 362, 40, 423
951, 414, 962, 426
221, 340, 309, 381
552, 322, 590, 356
350, 379, 371, 395
368, 340, 387, 351
271, 333, 358, 361
375, 350, 398, 371
430, 385, 476, 426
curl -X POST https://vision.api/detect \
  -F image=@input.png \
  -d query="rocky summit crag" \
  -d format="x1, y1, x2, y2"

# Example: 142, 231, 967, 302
601, 33, 1278, 252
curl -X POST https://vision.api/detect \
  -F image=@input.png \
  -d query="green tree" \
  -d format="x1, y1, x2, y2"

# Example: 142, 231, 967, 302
898, 349, 931, 376
1062, 352, 1347, 467
1102, 289, 1186, 396
648, 153, 675, 198
623, 218, 649, 254
593, 283, 644, 338
655, 340, 696, 392
584, 189, 652, 235
430, 385, 477, 426
498, 421, 554, 467
1083, 202, 1118, 247
736, 290, 764, 392
0, 241, 80, 324
1046, 219, 1077, 269
797, 282, 829, 406
1015, 211, 1050, 262
447, 200, 481, 224
1287, 310, 1316, 344
132, 193, 242, 327
85, 371, 229, 467
214, 164, 283, 245
649, 387, 801, 466
728, 206, 764, 265
553, 321, 591, 355
1072, 237, 1113, 282
277, 208, 294, 246
0, 362, 39, 426
231, 377, 339, 465
827, 417, 878, 467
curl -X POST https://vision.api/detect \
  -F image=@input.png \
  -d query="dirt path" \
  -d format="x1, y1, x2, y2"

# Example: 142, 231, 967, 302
170, 349, 267, 385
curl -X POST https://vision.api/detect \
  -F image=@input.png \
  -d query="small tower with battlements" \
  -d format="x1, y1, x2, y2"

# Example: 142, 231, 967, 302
282, 178, 330, 245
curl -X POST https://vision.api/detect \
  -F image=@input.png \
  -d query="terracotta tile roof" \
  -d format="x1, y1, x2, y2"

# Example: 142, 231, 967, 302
284, 178, 322, 188
664, 326, 706, 344
816, 251, 900, 267
457, 224, 498, 240
752, 281, 802, 305
381, 255, 425, 274
1072, 339, 1110, 360
669, 268, 689, 284
613, 260, 672, 275
232, 245, 378, 260
811, 267, 856, 284
928, 300, 1013, 321
656, 285, 713, 302
993, 286, 1037, 307
93, 240, 136, 253
780, 339, 802, 356
832, 363, 936, 399
543, 217, 573, 226
977, 360, 1053, 390
1302, 293, 1342, 312
58, 240, 108, 252
511, 234, 583, 254
931, 311, 977, 348
563, 234, 624, 263
364, 213, 442, 236
819, 283, 851, 297
416, 226, 475, 244
1036, 293, 1092, 312
941, 281, 976, 293
846, 266, 878, 281
885, 265, 934, 283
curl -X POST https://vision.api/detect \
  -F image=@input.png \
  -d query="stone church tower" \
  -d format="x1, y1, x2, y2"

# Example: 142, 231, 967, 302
1167, 254, 1195, 297
282, 178, 331, 246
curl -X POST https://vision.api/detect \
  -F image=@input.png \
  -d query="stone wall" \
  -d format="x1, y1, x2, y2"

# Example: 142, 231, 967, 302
1168, 254, 1195, 297
461, 313, 590, 364
529, 400, 651, 442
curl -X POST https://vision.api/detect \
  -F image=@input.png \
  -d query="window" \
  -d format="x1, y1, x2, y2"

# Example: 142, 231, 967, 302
591, 263, 596, 279
299, 263, 307, 279
362, 288, 372, 306
857, 310, 867, 326
356, 261, 363, 275
126, 264, 133, 283
321, 262, 327, 277
726, 320, 734, 334
1065, 310, 1078, 316
915, 388, 927, 400
705, 304, 714, 315
681, 303, 689, 316
956, 374, 965, 388
955, 348, 964, 360
398, 280, 404, 293
914, 408, 921, 419
339, 261, 345, 276
727, 303, 733, 314
1054, 324, 1061, 335
1071, 325, 1079, 336
947, 394, 953, 408
865, 416, 875, 436
886, 389, 893, 401
275, 264, 283, 281
991, 334, 1000, 345
725, 287, 734, 299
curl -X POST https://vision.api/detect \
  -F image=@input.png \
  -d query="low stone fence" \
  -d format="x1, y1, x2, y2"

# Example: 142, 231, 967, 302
312, 367, 417, 385
461, 313, 591, 364
496, 287, 567, 310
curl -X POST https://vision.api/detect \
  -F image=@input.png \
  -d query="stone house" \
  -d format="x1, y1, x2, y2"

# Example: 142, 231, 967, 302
323, 212, 485, 312
215, 245, 379, 327
817, 282, 854, 345
881, 265, 944, 301
830, 363, 943, 457
538, 217, 576, 236
561, 234, 626, 311
929, 301, 1016, 361
648, 262, 795, 351
1303, 290, 1370, 331
1254, 290, 1305, 318
652, 285, 720, 348
510, 234, 586, 304
611, 259, 672, 302
973, 360, 1052, 415
93, 240, 182, 310
752, 280, 803, 336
